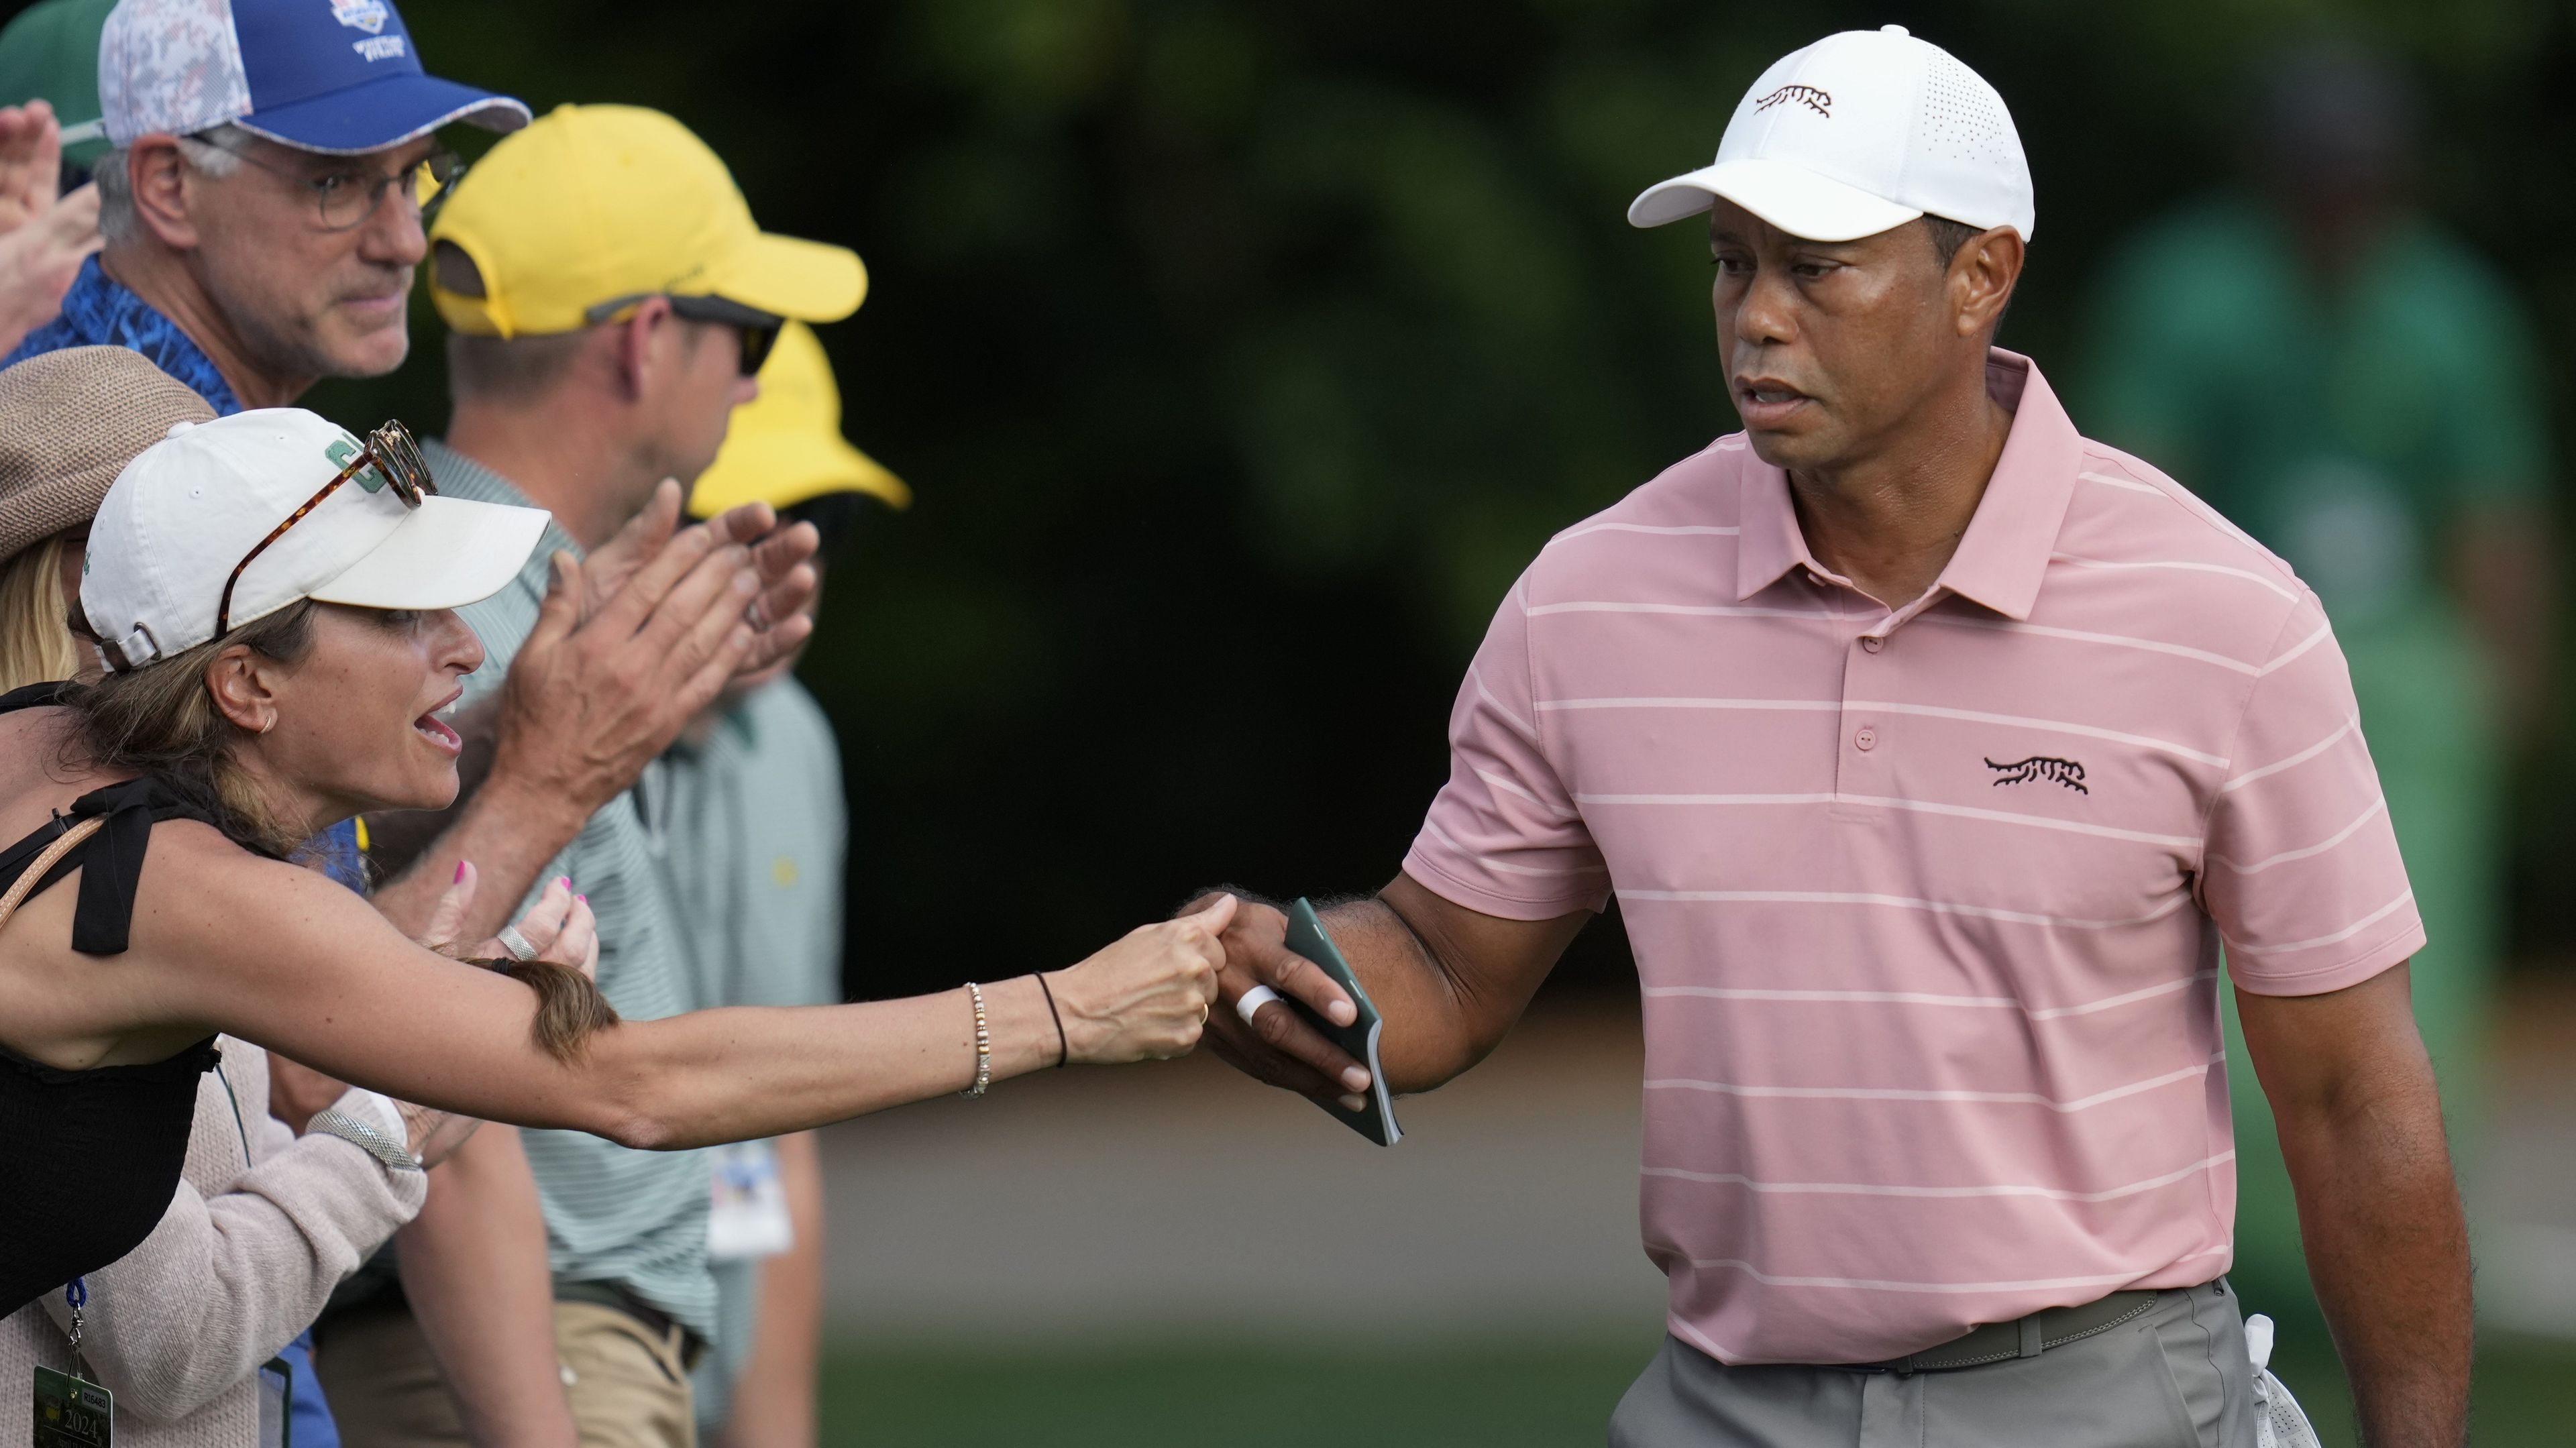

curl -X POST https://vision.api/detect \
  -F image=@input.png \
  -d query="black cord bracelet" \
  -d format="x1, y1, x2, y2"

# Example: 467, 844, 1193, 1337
1034, 973, 1069, 1068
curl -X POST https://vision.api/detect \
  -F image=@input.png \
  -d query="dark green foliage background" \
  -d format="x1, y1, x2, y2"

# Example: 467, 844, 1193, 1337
290, 0, 2576, 999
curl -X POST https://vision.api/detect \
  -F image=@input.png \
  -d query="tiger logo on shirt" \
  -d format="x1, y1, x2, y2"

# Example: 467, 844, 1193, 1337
1986, 755, 2088, 794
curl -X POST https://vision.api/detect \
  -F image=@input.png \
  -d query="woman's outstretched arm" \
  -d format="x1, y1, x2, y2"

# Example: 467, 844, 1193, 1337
129, 836, 1228, 1147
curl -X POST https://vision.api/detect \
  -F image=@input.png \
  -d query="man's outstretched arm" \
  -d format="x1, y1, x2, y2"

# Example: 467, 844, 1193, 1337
1184, 872, 1591, 1103
2237, 963, 2471, 1448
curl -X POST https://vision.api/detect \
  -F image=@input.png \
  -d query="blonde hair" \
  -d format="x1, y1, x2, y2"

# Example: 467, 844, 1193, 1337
0, 539, 81, 693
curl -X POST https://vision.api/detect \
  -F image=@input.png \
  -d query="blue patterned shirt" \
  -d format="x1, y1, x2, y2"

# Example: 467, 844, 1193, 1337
4, 255, 242, 413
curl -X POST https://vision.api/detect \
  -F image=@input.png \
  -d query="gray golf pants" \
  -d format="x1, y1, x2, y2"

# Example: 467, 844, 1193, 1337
1609, 1280, 2261, 1447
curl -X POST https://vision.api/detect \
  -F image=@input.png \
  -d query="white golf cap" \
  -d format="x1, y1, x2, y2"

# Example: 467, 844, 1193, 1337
1628, 25, 2035, 243
83, 408, 548, 671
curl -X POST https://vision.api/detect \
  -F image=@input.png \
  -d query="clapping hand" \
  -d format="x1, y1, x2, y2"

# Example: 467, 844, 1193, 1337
271, 863, 601, 1166
489, 481, 814, 825
574, 478, 819, 679
387, 866, 601, 1166
427, 862, 600, 983
0, 101, 99, 357
0, 100, 66, 233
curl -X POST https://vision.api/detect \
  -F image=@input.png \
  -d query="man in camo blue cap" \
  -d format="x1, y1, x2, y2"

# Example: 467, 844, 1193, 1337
5, 0, 527, 404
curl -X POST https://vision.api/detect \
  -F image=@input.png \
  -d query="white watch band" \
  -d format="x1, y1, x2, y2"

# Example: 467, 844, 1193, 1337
309, 1107, 423, 1174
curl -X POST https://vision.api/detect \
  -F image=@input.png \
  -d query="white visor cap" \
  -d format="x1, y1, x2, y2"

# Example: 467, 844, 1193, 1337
1629, 25, 2035, 243
83, 408, 549, 670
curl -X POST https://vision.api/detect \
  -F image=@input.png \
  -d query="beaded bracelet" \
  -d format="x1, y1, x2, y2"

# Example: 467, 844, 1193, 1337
959, 981, 991, 1098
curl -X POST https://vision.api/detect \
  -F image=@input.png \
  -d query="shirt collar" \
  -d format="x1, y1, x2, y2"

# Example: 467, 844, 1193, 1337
1733, 459, 1813, 602
3, 255, 244, 415
1933, 352, 2082, 620
1732, 348, 2082, 622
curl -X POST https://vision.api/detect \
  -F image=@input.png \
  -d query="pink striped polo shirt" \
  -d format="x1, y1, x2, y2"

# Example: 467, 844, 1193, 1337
1403, 349, 2422, 1366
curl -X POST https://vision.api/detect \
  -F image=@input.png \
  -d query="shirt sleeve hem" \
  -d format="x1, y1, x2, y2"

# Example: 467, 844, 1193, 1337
1400, 845, 1609, 922
2227, 920, 2426, 998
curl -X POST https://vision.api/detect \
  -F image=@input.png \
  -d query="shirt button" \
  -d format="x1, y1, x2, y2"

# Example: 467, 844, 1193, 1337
1855, 727, 1876, 750
1861, 636, 1884, 653
1805, 571, 1824, 586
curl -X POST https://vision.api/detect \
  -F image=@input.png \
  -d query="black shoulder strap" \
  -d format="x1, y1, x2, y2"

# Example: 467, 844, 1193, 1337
0, 683, 232, 954
0, 777, 224, 956
66, 779, 167, 954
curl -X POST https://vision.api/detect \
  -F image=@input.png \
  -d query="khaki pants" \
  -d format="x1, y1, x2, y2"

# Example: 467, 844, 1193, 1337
314, 1300, 697, 1448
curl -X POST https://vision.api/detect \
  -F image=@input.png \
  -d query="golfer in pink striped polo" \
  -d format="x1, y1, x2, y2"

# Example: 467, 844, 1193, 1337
1189, 25, 2468, 1448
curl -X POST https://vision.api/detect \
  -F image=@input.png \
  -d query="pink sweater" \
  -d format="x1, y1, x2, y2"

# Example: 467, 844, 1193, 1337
1, 1040, 426, 1445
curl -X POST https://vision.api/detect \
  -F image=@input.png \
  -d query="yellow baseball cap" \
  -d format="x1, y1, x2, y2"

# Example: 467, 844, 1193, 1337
688, 321, 909, 517
429, 103, 865, 338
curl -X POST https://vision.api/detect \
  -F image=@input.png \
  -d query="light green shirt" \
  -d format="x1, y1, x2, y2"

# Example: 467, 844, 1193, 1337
2080, 196, 2547, 632
645, 678, 847, 1428
429, 440, 718, 1337
649, 678, 847, 1016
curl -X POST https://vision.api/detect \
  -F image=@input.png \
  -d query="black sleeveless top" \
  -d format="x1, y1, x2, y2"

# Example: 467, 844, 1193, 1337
0, 682, 229, 1316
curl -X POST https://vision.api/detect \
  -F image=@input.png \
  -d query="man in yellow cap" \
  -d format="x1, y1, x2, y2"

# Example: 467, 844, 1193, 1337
311, 105, 863, 1448
660, 321, 904, 1448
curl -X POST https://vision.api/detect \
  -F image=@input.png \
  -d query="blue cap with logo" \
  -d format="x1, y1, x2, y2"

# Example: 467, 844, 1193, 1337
99, 0, 527, 154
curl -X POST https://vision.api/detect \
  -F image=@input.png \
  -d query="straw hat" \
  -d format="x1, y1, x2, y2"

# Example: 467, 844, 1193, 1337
0, 347, 217, 564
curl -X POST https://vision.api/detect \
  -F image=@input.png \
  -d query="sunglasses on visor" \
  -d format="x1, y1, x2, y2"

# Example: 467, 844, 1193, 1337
216, 420, 436, 638
582, 292, 782, 376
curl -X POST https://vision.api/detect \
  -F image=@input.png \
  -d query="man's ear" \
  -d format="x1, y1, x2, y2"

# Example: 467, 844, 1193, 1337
126, 135, 203, 250
1951, 225, 2024, 339
204, 642, 280, 735
611, 296, 676, 404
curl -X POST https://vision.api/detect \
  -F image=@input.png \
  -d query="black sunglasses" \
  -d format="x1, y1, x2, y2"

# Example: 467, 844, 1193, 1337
582, 292, 782, 376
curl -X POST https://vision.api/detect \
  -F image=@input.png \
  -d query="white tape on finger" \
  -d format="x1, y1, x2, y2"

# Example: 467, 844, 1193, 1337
1235, 985, 1283, 1027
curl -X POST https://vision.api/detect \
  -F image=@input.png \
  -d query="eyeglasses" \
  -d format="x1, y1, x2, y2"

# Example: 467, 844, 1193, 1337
196, 134, 465, 233
582, 292, 782, 376
217, 421, 436, 637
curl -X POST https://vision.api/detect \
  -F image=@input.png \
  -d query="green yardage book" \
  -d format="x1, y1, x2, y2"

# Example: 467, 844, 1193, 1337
1283, 898, 1401, 1147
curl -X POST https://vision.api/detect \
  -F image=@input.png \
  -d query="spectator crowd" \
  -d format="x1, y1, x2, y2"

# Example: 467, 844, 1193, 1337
0, 2, 1231, 1446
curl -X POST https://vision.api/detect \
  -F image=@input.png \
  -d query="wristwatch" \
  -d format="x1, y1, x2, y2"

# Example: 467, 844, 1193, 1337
308, 1107, 423, 1173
